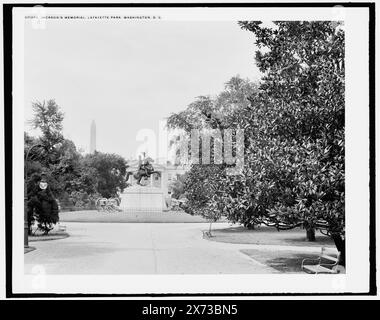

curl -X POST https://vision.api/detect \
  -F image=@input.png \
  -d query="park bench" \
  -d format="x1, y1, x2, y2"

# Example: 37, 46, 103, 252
170, 198, 185, 211
58, 223, 66, 232
202, 230, 212, 238
96, 197, 121, 212
301, 247, 344, 274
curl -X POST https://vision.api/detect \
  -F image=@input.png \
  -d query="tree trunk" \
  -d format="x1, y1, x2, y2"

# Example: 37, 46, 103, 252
209, 221, 213, 236
332, 233, 345, 267
306, 227, 316, 241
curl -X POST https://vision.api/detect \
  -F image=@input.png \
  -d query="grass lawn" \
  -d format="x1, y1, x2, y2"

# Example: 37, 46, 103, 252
208, 225, 335, 247
241, 249, 319, 273
29, 230, 70, 242
59, 210, 221, 223
240, 249, 341, 273
206, 225, 339, 273
24, 246, 36, 254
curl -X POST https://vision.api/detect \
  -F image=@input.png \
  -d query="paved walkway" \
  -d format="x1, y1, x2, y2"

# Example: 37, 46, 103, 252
59, 210, 214, 223
25, 222, 282, 275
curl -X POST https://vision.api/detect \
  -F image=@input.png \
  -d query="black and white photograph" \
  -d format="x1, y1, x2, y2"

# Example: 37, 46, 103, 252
1, 2, 375, 298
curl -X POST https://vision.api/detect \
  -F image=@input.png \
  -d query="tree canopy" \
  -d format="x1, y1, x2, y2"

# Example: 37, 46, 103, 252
168, 21, 345, 264
82, 152, 128, 198
237, 21, 345, 235
25, 100, 129, 210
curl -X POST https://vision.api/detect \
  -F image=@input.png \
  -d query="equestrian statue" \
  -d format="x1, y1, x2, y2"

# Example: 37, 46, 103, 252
125, 156, 161, 186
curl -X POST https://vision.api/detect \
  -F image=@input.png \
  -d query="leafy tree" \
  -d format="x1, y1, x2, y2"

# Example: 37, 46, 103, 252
26, 172, 42, 234
25, 99, 129, 215
41, 138, 100, 209
236, 21, 345, 263
167, 76, 258, 228
47, 139, 96, 195
82, 152, 128, 198
25, 100, 65, 232
29, 99, 65, 164
35, 185, 59, 234
183, 165, 227, 235
169, 174, 187, 199
168, 22, 345, 266
27, 173, 59, 235
24, 132, 45, 177
168, 76, 257, 134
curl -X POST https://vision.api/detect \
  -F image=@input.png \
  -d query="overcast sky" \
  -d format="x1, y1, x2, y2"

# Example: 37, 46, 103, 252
24, 19, 261, 160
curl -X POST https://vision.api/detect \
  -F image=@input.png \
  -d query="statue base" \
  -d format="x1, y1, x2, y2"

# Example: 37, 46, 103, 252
120, 185, 165, 213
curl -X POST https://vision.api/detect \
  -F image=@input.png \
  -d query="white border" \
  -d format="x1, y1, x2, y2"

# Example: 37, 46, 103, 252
11, 6, 370, 294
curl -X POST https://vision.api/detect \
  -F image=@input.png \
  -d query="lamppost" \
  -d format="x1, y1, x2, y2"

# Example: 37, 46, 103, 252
24, 144, 44, 248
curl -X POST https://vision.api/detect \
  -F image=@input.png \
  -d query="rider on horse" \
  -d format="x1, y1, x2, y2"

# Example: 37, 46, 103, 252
126, 157, 161, 185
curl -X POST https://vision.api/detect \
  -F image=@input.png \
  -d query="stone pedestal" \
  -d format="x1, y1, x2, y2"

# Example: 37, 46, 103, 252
120, 185, 166, 212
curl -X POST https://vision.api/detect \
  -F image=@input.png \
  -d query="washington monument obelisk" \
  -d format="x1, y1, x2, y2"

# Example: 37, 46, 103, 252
90, 120, 96, 153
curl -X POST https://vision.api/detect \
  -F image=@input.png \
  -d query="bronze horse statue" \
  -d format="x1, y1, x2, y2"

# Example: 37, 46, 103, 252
126, 161, 161, 185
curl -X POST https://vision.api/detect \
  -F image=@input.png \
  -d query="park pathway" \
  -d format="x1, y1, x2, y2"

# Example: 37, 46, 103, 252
24, 222, 277, 274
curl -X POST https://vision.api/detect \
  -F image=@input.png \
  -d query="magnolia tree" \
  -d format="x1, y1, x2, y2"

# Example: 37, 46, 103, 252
167, 22, 345, 265
235, 21, 345, 264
